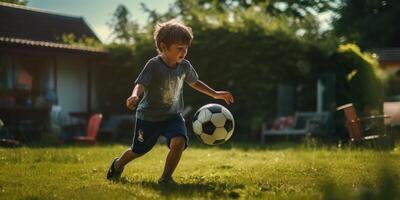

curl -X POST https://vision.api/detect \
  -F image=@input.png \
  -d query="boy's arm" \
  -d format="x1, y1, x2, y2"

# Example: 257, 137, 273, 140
189, 80, 234, 105
126, 84, 145, 110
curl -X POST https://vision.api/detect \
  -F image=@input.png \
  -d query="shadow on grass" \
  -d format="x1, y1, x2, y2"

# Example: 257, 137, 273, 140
113, 177, 243, 199
15, 133, 399, 152
320, 165, 400, 200
17, 137, 310, 151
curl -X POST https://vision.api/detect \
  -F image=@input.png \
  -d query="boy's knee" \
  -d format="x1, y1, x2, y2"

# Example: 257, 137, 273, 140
170, 136, 186, 150
130, 147, 149, 156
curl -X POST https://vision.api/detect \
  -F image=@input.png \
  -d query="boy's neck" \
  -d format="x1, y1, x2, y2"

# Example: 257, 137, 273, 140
160, 54, 177, 68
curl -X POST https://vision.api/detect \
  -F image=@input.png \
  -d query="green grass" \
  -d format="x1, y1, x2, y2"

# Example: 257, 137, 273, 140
0, 141, 399, 200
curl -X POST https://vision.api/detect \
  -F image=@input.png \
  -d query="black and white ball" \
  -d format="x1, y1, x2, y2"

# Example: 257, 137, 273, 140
192, 104, 234, 145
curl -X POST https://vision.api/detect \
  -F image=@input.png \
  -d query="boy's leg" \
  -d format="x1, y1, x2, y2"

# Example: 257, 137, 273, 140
107, 118, 162, 180
119, 117, 164, 171
160, 136, 186, 179
114, 148, 143, 172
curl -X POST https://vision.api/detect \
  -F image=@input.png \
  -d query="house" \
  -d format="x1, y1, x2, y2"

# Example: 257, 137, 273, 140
373, 48, 400, 126
372, 48, 400, 100
0, 2, 107, 139
374, 48, 400, 72
372, 48, 400, 94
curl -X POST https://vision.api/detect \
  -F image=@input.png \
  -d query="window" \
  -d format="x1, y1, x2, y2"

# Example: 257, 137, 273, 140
0, 54, 54, 107
15, 66, 33, 91
0, 55, 13, 90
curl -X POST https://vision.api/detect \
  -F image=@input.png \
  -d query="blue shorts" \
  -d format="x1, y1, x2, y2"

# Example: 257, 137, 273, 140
130, 115, 189, 154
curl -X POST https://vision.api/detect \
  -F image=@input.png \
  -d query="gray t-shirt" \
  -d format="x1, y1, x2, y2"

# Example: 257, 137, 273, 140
135, 55, 199, 121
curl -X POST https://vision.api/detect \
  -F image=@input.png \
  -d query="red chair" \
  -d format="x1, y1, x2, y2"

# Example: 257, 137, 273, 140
73, 113, 103, 144
337, 103, 393, 149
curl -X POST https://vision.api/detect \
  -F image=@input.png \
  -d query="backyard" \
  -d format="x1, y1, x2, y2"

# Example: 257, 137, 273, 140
1, 141, 399, 200
1, 1, 400, 199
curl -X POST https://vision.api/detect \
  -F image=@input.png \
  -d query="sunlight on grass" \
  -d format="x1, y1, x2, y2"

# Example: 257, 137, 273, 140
0, 143, 399, 199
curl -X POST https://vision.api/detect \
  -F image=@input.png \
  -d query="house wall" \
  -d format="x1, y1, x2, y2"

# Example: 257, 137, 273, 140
1, 51, 101, 115
91, 64, 98, 111
56, 55, 87, 114
381, 60, 400, 67
0, 53, 55, 105
380, 60, 400, 100
381, 60, 400, 72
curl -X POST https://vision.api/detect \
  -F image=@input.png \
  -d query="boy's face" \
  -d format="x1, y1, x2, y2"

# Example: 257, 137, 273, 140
161, 43, 188, 64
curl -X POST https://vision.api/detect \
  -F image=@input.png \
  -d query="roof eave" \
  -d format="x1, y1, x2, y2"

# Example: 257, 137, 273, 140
371, 48, 400, 61
0, 36, 107, 54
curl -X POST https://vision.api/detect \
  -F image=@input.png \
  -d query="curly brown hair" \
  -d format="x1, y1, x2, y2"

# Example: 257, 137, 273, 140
154, 19, 193, 53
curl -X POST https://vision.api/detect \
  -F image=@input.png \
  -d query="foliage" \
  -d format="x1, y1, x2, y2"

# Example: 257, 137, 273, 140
0, 0, 27, 5
107, 4, 142, 44
60, 33, 104, 50
100, 1, 385, 138
175, 0, 336, 19
0, 143, 399, 199
335, 44, 384, 113
333, 0, 400, 48
96, 44, 133, 113
96, 24, 155, 113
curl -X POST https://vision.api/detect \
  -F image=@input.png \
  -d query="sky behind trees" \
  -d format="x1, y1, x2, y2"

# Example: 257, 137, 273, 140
28, 0, 175, 43
26, 0, 333, 44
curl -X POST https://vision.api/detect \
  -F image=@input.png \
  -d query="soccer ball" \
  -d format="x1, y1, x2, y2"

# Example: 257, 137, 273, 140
192, 104, 234, 145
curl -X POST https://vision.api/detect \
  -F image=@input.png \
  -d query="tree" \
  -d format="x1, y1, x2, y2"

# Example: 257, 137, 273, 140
60, 33, 103, 49
334, 0, 400, 48
108, 4, 140, 44
0, 0, 27, 5
175, 0, 335, 19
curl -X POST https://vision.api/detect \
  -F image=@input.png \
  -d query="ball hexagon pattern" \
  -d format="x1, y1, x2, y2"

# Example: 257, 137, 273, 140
192, 104, 235, 145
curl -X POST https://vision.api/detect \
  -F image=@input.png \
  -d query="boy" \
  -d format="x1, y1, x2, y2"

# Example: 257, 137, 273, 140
107, 19, 234, 184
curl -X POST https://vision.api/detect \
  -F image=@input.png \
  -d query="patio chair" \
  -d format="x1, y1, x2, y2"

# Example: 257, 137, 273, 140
261, 111, 329, 143
336, 103, 393, 149
72, 113, 103, 144
0, 118, 20, 147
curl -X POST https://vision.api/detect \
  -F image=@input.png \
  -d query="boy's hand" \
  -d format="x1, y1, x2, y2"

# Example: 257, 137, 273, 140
214, 91, 234, 105
126, 95, 140, 110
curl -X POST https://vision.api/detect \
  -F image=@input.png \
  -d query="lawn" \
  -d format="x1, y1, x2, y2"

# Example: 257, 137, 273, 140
0, 141, 399, 200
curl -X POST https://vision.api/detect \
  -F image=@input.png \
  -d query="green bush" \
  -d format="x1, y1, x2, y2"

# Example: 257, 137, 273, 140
335, 44, 384, 114
97, 3, 384, 139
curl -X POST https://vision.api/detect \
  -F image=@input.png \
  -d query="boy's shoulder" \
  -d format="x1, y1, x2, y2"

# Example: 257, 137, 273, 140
180, 59, 191, 66
179, 59, 193, 70
144, 56, 163, 69
148, 56, 161, 65
148, 56, 192, 69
